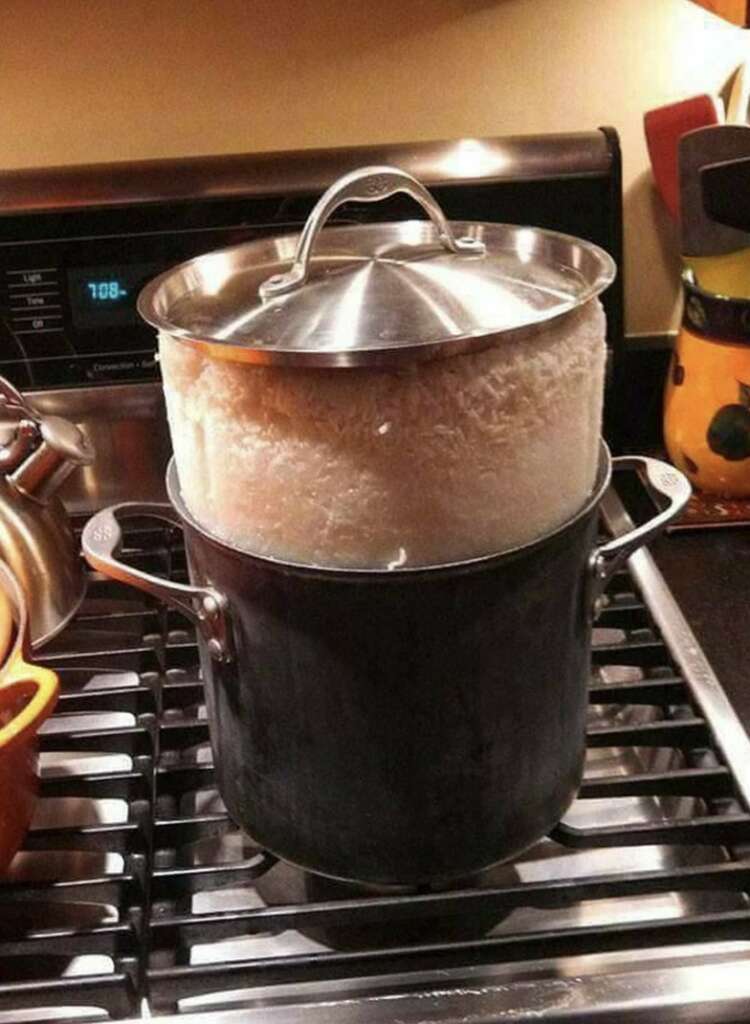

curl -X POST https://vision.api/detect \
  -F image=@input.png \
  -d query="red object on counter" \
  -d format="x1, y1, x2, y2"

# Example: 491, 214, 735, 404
644, 94, 724, 221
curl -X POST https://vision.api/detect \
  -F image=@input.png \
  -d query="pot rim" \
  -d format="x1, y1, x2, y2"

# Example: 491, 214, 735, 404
165, 440, 612, 581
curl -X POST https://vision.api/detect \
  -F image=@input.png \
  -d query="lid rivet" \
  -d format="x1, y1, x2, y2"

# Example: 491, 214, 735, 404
207, 638, 224, 660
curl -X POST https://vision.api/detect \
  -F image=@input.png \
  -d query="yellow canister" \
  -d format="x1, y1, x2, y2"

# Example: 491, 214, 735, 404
664, 271, 750, 496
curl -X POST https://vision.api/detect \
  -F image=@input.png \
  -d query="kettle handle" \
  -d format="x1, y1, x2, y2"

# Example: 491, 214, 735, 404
81, 503, 233, 662
0, 377, 39, 475
0, 377, 35, 418
588, 456, 691, 619
258, 165, 485, 300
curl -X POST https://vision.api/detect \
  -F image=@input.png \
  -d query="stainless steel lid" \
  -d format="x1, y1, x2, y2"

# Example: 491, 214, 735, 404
139, 165, 616, 367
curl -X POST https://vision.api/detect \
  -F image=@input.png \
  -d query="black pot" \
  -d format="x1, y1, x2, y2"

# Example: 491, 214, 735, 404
82, 448, 688, 886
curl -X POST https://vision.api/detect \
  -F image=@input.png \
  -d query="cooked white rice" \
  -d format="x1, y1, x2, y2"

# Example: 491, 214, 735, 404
159, 298, 606, 568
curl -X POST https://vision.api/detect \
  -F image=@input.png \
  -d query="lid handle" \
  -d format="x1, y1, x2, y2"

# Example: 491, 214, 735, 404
258, 165, 486, 300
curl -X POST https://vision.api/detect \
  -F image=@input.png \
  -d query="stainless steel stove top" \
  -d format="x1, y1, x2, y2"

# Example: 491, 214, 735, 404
1, 467, 750, 1024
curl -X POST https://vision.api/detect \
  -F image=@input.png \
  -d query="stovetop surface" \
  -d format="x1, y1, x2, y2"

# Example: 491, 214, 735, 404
653, 528, 750, 732
1, 509, 750, 1024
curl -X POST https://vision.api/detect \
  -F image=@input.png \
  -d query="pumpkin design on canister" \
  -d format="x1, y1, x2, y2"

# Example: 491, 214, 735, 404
664, 272, 750, 496
707, 382, 750, 461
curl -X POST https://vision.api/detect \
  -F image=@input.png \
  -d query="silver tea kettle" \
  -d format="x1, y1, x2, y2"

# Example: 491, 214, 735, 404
0, 378, 93, 647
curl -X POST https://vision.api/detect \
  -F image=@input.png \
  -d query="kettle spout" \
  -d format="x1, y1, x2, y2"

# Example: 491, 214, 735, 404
10, 416, 94, 503
0, 419, 39, 474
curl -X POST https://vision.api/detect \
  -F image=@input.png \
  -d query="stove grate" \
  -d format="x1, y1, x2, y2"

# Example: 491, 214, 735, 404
0, 524, 748, 1022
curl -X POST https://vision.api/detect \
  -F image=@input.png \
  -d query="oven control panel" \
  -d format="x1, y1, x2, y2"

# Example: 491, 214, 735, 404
0, 217, 300, 389
2, 260, 163, 388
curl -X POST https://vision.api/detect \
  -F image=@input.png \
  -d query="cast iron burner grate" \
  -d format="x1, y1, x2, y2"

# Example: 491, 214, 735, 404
1, 513, 750, 1023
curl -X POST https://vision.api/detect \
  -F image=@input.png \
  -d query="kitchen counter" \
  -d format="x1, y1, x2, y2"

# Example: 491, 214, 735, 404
652, 528, 750, 731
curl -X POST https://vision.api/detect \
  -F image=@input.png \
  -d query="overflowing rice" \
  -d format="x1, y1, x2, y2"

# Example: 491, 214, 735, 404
159, 298, 606, 568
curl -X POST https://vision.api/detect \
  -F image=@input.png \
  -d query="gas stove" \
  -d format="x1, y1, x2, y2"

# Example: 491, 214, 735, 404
1, 469, 749, 1023
1, 132, 750, 1023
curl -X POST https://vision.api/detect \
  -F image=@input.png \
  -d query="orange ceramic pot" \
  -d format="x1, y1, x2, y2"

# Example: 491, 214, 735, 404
664, 271, 750, 496
0, 561, 59, 873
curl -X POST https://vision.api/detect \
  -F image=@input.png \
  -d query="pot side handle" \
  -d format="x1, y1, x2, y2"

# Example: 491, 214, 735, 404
589, 456, 691, 619
81, 503, 233, 662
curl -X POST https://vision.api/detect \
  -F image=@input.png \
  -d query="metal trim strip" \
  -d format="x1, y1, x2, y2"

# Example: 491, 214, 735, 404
139, 955, 750, 1024
0, 133, 612, 216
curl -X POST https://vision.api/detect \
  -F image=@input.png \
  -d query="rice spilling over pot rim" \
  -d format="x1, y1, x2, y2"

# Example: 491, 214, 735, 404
158, 297, 605, 570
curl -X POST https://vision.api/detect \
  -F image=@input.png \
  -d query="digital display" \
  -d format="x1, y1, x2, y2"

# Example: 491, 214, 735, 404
86, 279, 129, 301
68, 263, 161, 329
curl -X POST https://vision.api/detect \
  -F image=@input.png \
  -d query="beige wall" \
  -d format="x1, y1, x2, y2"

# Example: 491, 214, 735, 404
3, 0, 750, 335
